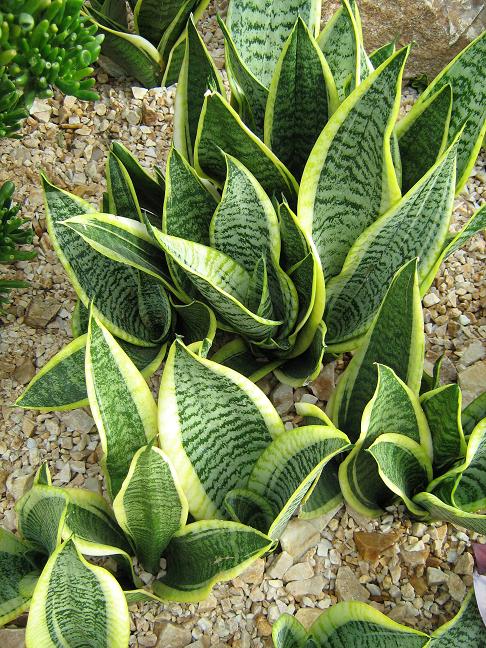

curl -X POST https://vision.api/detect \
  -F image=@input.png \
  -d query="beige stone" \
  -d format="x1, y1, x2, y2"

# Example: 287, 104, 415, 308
295, 607, 323, 628
280, 519, 320, 559
13, 358, 35, 385
155, 623, 192, 648
335, 566, 371, 602
459, 360, 486, 406
24, 297, 61, 328
354, 531, 399, 561
0, 629, 25, 648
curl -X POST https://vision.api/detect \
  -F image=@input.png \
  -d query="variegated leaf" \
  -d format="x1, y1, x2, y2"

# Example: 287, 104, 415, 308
211, 338, 282, 382
224, 489, 275, 532
428, 590, 485, 647
413, 492, 486, 535
462, 392, 486, 437
451, 418, 486, 513
299, 48, 407, 280
272, 614, 308, 648
16, 485, 68, 555
106, 149, 142, 221
273, 321, 326, 387
369, 41, 396, 69
134, 0, 207, 46
158, 340, 283, 519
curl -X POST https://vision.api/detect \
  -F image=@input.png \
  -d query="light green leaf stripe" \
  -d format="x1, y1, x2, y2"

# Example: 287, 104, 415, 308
295, 402, 335, 428
153, 230, 283, 340
34, 464, 52, 487
324, 134, 458, 348
272, 614, 308, 648
0, 529, 40, 627
106, 150, 143, 221
397, 84, 453, 193
420, 384, 466, 470
217, 17, 268, 138
163, 147, 217, 298
174, 15, 224, 162
158, 340, 283, 519
25, 539, 130, 648
249, 425, 350, 538
397, 30, 486, 192
194, 92, 298, 202
152, 520, 273, 601
367, 434, 432, 517
86, 316, 158, 498
42, 176, 157, 346
226, 0, 321, 88
428, 590, 485, 647
317, 0, 362, 102
113, 445, 188, 574
298, 48, 408, 280
309, 600, 428, 647
328, 259, 424, 441
161, 35, 186, 86
16, 485, 68, 555
224, 488, 275, 532
15, 334, 166, 412
339, 364, 431, 517
413, 492, 486, 534
451, 417, 486, 512
264, 18, 337, 181
462, 392, 486, 436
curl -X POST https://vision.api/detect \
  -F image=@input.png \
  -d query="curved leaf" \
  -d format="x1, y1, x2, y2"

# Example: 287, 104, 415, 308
462, 392, 486, 436
428, 590, 485, 647
452, 418, 486, 512
272, 614, 308, 648
413, 492, 486, 535
16, 485, 68, 555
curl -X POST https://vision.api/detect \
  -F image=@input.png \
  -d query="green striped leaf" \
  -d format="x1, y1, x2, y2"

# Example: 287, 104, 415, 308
86, 316, 158, 498
397, 84, 452, 193
15, 334, 165, 412
158, 340, 283, 519
369, 41, 396, 69
106, 150, 142, 221
42, 176, 159, 346
299, 48, 407, 280
72, 298, 89, 337
33, 464, 51, 487
25, 538, 130, 648
110, 142, 165, 217
163, 147, 217, 299
173, 300, 216, 348
174, 15, 224, 162
224, 488, 275, 532
324, 134, 458, 349
317, 0, 364, 101
367, 434, 432, 517
397, 30, 486, 191
210, 155, 299, 341
0, 529, 40, 626
462, 392, 486, 436
248, 425, 350, 538
16, 485, 68, 555
274, 320, 326, 387
113, 445, 188, 573
420, 354, 444, 394
152, 520, 273, 601
134, 0, 207, 46
136, 271, 172, 343
428, 590, 485, 647
157, 0, 196, 62
295, 402, 335, 428
328, 259, 424, 441
162, 35, 186, 86
308, 601, 428, 646
339, 364, 431, 517
299, 459, 342, 519
211, 338, 282, 382
413, 492, 486, 535
226, 0, 321, 88
153, 230, 283, 340
218, 17, 268, 138
420, 384, 467, 470
194, 92, 298, 202
452, 417, 486, 512
279, 202, 308, 271
272, 614, 308, 648
264, 18, 337, 181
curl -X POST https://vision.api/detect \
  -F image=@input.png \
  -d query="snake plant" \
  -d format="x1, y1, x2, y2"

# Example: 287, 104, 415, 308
0, 181, 35, 314
84, 0, 210, 87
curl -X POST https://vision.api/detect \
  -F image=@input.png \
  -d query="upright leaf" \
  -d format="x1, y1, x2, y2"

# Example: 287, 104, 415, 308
299, 48, 408, 280
106, 150, 143, 221
86, 316, 158, 498
25, 539, 130, 648
158, 340, 283, 519
451, 418, 486, 512
113, 445, 188, 573
226, 0, 321, 87
16, 486, 68, 555
369, 41, 396, 69
265, 18, 337, 180
462, 392, 486, 436
134, 0, 208, 46
272, 614, 308, 648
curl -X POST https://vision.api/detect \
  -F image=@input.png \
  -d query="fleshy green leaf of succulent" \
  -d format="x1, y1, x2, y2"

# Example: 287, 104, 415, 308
462, 392, 486, 436
328, 259, 424, 442
152, 520, 273, 601
299, 457, 342, 520
106, 149, 143, 221
0, 77, 27, 137
42, 175, 162, 346
317, 0, 367, 101
16, 485, 68, 555
369, 40, 396, 69
226, 0, 321, 88
72, 297, 90, 337
367, 433, 433, 517
224, 488, 275, 531
0, 528, 40, 627
264, 17, 337, 180
15, 333, 166, 412
420, 384, 467, 471
427, 589, 485, 647
397, 30, 486, 192
134, 0, 209, 48
194, 91, 298, 202
25, 538, 130, 648
113, 445, 188, 573
298, 47, 407, 281
339, 364, 432, 517
86, 315, 159, 498
397, 83, 453, 193
158, 339, 284, 519
0, 0, 103, 108
174, 15, 225, 163
272, 613, 308, 648
173, 299, 216, 350
324, 133, 458, 350
273, 320, 326, 387
450, 417, 486, 513
413, 492, 486, 535
211, 338, 283, 382
247, 425, 350, 538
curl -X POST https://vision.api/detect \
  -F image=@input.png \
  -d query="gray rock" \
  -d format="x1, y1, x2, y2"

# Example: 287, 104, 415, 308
62, 410, 95, 434
454, 552, 474, 575
283, 561, 314, 582
285, 574, 325, 598
447, 571, 467, 602
459, 360, 486, 406
24, 297, 61, 328
427, 566, 448, 586
272, 383, 294, 415
13, 358, 36, 385
266, 551, 294, 579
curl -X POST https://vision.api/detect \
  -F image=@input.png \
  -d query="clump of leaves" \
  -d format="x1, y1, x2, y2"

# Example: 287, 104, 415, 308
0, 180, 35, 313
0, 0, 103, 136
84, 0, 210, 87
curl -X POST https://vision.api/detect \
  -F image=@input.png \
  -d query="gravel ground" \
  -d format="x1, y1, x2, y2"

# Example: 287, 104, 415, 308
0, 2, 485, 646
